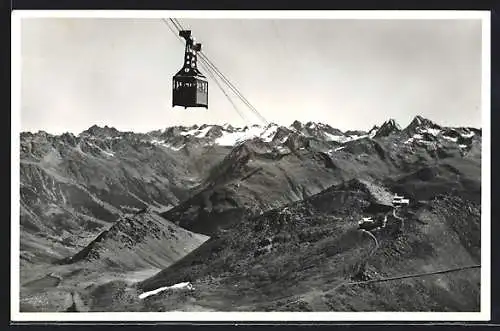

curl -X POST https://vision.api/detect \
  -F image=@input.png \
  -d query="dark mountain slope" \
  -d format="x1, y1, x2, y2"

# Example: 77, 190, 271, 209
19, 117, 482, 312
58, 209, 209, 271
161, 140, 347, 236
158, 115, 481, 237
374, 119, 401, 138
134, 177, 480, 312
20, 209, 209, 312
20, 128, 227, 264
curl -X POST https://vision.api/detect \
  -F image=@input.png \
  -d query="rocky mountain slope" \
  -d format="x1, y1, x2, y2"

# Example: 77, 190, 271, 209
159, 116, 481, 236
20, 126, 229, 264
57, 208, 209, 270
19, 115, 482, 312
20, 208, 208, 312
115, 178, 481, 312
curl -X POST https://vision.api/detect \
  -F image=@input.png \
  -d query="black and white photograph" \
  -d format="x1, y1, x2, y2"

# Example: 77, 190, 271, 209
11, 10, 491, 321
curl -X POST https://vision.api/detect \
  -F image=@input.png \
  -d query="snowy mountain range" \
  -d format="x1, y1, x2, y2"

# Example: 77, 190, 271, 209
19, 115, 482, 313
22, 116, 480, 155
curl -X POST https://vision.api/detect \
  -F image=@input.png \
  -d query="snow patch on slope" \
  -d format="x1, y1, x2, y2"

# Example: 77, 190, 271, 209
420, 128, 441, 136
215, 126, 263, 146
260, 124, 279, 143
214, 124, 280, 146
443, 136, 458, 143
324, 132, 347, 143
101, 150, 115, 157
150, 139, 185, 151
139, 282, 194, 299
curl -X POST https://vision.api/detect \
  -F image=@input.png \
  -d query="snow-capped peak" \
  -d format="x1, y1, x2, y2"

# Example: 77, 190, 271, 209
415, 115, 423, 125
214, 125, 263, 146
374, 119, 402, 138
290, 120, 303, 131
368, 125, 379, 138
306, 122, 317, 129
180, 125, 213, 138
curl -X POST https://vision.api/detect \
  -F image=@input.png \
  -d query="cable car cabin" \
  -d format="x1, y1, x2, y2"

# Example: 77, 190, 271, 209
172, 30, 208, 109
173, 76, 208, 108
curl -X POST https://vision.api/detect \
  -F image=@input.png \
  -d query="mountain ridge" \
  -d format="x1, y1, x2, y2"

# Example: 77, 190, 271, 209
19, 114, 482, 312
20, 115, 481, 247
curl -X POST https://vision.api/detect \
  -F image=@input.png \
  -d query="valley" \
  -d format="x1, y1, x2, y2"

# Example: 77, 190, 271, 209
18, 116, 482, 312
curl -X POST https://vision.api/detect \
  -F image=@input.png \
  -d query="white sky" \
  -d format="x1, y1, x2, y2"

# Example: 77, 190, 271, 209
20, 16, 483, 134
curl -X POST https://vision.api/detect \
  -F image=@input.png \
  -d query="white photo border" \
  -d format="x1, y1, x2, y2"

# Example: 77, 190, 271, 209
10, 9, 492, 322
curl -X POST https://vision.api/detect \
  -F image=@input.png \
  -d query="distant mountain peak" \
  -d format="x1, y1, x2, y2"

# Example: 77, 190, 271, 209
80, 125, 121, 138
305, 121, 317, 128
264, 122, 279, 129
410, 115, 439, 128
414, 115, 425, 124
403, 115, 441, 136
387, 118, 401, 128
374, 119, 402, 138
222, 123, 234, 131
291, 120, 303, 131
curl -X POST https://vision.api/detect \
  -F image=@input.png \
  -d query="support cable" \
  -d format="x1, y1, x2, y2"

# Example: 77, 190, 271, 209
163, 18, 269, 126
163, 18, 249, 126
198, 53, 268, 125
200, 61, 249, 125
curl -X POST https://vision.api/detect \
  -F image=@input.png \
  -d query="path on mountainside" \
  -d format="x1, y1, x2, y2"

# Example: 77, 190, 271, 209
360, 229, 379, 256
326, 206, 406, 294
329, 201, 473, 294
251, 193, 405, 307
392, 207, 404, 230
264, 205, 478, 309
259, 212, 385, 308
275, 223, 385, 310
328, 225, 381, 292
